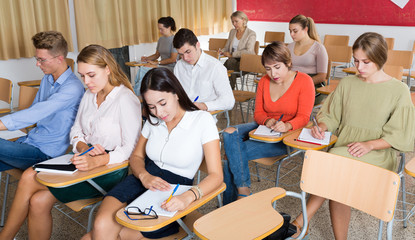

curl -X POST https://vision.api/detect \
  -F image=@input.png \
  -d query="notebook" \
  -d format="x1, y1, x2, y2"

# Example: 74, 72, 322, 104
297, 128, 331, 146
126, 184, 192, 217
33, 154, 78, 174
0, 130, 27, 140
253, 125, 281, 137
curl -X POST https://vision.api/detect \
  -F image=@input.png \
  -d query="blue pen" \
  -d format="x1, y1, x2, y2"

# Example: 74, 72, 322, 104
193, 96, 199, 102
145, 205, 153, 215
270, 114, 284, 133
79, 146, 94, 156
166, 184, 180, 203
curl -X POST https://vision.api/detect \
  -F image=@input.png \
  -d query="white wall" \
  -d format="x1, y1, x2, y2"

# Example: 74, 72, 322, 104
2, 18, 415, 109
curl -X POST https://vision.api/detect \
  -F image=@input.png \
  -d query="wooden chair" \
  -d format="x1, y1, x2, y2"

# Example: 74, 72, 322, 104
204, 50, 219, 59
66, 58, 75, 71
208, 38, 227, 51
233, 54, 265, 122
115, 160, 226, 240
323, 35, 349, 46
18, 85, 39, 110
403, 157, 415, 227
254, 40, 259, 55
0, 78, 13, 114
386, 50, 414, 86
324, 45, 352, 79
195, 150, 401, 240
385, 38, 395, 50
260, 31, 285, 48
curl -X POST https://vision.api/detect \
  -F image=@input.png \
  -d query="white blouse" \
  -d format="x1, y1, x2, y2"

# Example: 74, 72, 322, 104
70, 85, 142, 164
141, 110, 219, 179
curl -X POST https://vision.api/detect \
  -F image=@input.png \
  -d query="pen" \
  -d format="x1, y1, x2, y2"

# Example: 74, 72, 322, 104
166, 184, 180, 203
193, 96, 199, 102
145, 205, 153, 215
313, 117, 323, 135
270, 114, 284, 133
79, 146, 94, 156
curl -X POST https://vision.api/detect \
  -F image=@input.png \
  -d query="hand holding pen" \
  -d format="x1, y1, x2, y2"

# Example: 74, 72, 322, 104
161, 184, 190, 212
270, 114, 284, 133
311, 117, 325, 140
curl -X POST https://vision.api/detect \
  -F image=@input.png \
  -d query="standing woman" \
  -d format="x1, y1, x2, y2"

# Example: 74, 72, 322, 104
219, 11, 257, 89
141, 16, 178, 71
288, 15, 328, 104
82, 68, 223, 240
290, 32, 415, 239
0, 44, 142, 240
222, 42, 315, 204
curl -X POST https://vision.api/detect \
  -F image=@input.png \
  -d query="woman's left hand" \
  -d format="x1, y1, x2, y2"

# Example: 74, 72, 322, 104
71, 153, 106, 171
160, 194, 193, 212
347, 142, 373, 158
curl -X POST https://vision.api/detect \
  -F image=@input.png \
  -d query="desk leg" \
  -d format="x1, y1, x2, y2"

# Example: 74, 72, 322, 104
177, 218, 194, 240
86, 179, 107, 195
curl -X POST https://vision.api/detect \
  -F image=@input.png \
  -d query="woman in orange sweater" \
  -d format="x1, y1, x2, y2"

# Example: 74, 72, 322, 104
222, 42, 315, 204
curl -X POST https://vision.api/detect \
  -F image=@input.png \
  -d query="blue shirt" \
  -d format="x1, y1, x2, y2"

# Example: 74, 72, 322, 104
0, 67, 85, 157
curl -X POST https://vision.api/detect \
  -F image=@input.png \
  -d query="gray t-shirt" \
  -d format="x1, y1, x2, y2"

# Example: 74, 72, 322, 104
156, 35, 177, 70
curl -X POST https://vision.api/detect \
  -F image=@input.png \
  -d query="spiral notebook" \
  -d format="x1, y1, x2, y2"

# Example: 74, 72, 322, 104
297, 128, 331, 146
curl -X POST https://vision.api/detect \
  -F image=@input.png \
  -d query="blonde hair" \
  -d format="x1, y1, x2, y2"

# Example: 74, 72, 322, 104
353, 32, 388, 70
77, 45, 133, 92
289, 15, 321, 43
231, 11, 248, 27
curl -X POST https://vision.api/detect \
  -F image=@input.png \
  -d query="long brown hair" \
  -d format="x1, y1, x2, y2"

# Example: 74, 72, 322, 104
77, 44, 133, 92
289, 15, 321, 43
352, 32, 388, 70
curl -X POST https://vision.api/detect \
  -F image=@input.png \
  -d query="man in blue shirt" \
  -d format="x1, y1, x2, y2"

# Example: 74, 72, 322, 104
0, 31, 85, 171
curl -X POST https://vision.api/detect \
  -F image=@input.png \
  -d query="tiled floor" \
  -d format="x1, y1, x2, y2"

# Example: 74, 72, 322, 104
2, 70, 415, 239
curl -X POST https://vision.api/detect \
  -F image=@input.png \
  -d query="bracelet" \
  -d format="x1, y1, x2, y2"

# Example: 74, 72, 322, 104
193, 185, 204, 199
188, 188, 198, 201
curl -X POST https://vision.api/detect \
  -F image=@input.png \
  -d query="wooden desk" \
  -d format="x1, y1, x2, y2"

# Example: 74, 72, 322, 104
193, 187, 285, 240
18, 80, 41, 87
316, 80, 340, 95
125, 61, 158, 68
405, 157, 415, 178
283, 128, 337, 151
342, 67, 357, 75
36, 161, 129, 189
249, 129, 295, 143
115, 183, 226, 235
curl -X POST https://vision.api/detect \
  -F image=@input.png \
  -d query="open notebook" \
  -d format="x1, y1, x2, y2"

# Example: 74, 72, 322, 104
126, 184, 192, 217
253, 125, 281, 137
0, 130, 27, 140
297, 128, 331, 146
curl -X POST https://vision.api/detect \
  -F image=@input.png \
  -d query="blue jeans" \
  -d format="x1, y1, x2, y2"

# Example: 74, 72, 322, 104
0, 138, 50, 171
222, 122, 287, 204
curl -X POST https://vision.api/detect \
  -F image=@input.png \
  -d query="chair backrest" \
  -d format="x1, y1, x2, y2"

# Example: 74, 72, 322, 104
324, 35, 350, 46
239, 54, 266, 74
66, 58, 75, 71
209, 38, 227, 51
384, 38, 395, 50
383, 65, 403, 80
18, 86, 38, 110
264, 31, 285, 43
301, 150, 400, 222
386, 50, 413, 69
325, 59, 332, 83
0, 78, 12, 104
325, 45, 352, 63
254, 41, 259, 55
204, 50, 219, 59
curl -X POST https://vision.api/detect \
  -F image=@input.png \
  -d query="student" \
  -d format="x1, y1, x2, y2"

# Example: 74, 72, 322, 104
173, 28, 235, 112
290, 32, 415, 239
0, 44, 142, 240
82, 68, 223, 240
288, 15, 328, 104
0, 31, 85, 171
140, 16, 178, 72
219, 11, 257, 89
222, 42, 315, 204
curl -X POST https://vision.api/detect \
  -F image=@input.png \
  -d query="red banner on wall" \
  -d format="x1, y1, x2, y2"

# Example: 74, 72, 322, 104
238, 0, 415, 26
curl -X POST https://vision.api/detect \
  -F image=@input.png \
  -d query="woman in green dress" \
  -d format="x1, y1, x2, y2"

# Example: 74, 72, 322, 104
291, 32, 415, 239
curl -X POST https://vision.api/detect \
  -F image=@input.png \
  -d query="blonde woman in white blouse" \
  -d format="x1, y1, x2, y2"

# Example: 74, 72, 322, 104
0, 45, 142, 240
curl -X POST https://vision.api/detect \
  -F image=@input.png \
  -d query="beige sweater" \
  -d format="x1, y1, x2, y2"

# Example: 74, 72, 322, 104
223, 28, 257, 58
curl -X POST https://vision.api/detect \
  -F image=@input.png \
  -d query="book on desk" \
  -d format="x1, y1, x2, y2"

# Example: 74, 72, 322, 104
33, 154, 78, 174
297, 128, 331, 146
253, 125, 281, 137
0, 130, 27, 140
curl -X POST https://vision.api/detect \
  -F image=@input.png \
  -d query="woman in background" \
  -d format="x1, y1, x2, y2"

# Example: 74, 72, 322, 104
290, 32, 415, 240
219, 11, 257, 89
288, 14, 328, 104
0, 44, 142, 240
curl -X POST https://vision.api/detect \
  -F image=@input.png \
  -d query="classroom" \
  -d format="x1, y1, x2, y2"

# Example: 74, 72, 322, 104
1, 0, 415, 239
